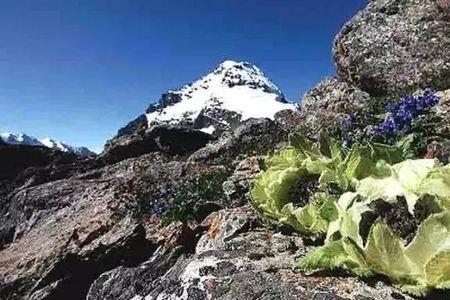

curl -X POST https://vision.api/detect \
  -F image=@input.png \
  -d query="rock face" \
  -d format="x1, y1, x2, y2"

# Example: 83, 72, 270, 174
334, 0, 450, 95
294, 78, 371, 139
0, 154, 157, 300
101, 125, 214, 164
426, 89, 450, 163
88, 206, 415, 300
222, 156, 262, 205
189, 118, 288, 165
302, 77, 371, 113
0, 113, 287, 299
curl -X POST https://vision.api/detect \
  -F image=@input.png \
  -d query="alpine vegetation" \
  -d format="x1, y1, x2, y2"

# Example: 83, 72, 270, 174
251, 110, 450, 296
250, 135, 404, 239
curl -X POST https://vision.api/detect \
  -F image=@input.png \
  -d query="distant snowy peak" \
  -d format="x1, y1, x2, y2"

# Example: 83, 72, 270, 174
40, 137, 68, 151
40, 137, 95, 157
146, 60, 295, 134
0, 133, 43, 147
0, 133, 95, 157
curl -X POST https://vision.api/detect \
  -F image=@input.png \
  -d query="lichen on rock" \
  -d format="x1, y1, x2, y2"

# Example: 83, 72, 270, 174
334, 0, 450, 95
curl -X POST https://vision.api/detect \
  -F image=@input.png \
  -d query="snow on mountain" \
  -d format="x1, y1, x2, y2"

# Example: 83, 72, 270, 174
146, 60, 296, 134
0, 133, 43, 147
0, 133, 95, 157
40, 137, 95, 157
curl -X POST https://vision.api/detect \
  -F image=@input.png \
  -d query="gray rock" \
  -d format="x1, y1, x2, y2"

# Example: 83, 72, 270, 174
437, 89, 450, 125
0, 154, 162, 300
86, 246, 183, 300
302, 77, 371, 113
274, 109, 303, 132
195, 206, 259, 254
222, 156, 263, 205
294, 78, 370, 140
115, 114, 148, 140
189, 118, 288, 165
334, 0, 450, 95
101, 125, 214, 164
107, 207, 416, 300
158, 91, 183, 109
424, 89, 450, 163
193, 106, 244, 137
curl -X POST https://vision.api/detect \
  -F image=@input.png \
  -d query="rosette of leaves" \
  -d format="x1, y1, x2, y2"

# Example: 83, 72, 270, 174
250, 135, 404, 238
300, 159, 450, 296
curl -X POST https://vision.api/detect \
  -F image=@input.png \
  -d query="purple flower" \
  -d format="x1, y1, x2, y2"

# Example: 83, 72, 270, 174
341, 112, 357, 131
159, 187, 168, 196
382, 116, 397, 133
373, 88, 439, 137
153, 202, 167, 216
342, 136, 354, 148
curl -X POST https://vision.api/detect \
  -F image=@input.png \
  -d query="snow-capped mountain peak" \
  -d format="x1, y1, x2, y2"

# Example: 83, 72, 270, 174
0, 133, 95, 157
146, 60, 295, 134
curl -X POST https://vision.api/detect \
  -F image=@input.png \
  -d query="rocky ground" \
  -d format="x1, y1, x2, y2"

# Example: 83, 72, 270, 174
1, 114, 423, 300
2, 0, 450, 299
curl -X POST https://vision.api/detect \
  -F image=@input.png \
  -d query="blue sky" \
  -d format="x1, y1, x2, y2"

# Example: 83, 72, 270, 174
0, 0, 365, 153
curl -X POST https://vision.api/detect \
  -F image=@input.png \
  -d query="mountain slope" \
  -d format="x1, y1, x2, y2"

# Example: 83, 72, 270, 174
146, 60, 295, 134
0, 133, 95, 157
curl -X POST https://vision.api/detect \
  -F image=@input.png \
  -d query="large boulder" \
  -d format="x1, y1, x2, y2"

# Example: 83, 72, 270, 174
301, 77, 371, 113
425, 89, 450, 163
293, 78, 370, 139
189, 118, 288, 165
334, 0, 450, 95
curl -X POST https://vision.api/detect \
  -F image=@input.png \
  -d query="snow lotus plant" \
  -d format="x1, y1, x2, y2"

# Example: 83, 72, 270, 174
250, 135, 403, 238
300, 159, 450, 296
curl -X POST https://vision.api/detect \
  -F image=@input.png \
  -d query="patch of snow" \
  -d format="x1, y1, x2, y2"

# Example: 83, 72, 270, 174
199, 125, 215, 135
220, 60, 241, 69
40, 137, 71, 152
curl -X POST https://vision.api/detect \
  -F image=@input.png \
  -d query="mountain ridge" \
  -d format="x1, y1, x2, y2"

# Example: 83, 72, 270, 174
0, 132, 95, 157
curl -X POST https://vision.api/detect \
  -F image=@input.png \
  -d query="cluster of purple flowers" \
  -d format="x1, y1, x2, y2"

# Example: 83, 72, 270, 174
340, 113, 358, 147
151, 187, 170, 216
153, 202, 167, 216
374, 88, 439, 136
